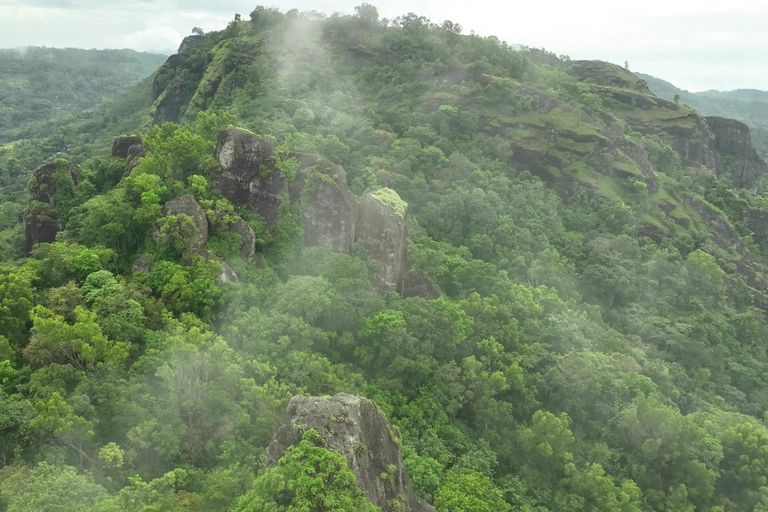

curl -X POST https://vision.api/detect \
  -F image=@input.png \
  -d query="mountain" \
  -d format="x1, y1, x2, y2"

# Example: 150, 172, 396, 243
638, 72, 768, 159
3, 7, 768, 512
0, 47, 167, 142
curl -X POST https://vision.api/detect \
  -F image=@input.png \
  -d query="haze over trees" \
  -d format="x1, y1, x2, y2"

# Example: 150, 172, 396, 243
0, 47, 167, 142
2, 5, 768, 511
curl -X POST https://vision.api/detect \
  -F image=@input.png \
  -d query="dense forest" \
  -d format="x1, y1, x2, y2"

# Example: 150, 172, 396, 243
0, 47, 167, 142
3, 6, 768, 511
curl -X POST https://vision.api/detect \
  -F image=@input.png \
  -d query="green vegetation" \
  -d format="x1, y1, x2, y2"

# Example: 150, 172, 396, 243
1, 6, 768, 512
0, 47, 166, 141
639, 72, 768, 158
370, 188, 407, 218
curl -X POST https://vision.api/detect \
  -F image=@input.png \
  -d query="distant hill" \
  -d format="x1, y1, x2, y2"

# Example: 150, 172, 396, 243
638, 72, 768, 158
0, 47, 167, 142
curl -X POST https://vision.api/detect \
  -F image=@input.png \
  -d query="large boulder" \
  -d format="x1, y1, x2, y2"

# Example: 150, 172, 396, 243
231, 217, 256, 260
401, 269, 440, 299
214, 128, 284, 229
265, 394, 435, 512
112, 136, 143, 159
706, 116, 768, 191
24, 161, 81, 257
355, 189, 408, 293
162, 194, 208, 250
288, 152, 358, 253
194, 249, 239, 284
28, 161, 81, 204
24, 206, 59, 258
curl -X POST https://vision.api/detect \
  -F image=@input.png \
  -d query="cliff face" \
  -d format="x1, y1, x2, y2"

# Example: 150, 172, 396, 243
287, 151, 359, 254
356, 191, 409, 294
213, 129, 419, 294
706, 116, 768, 191
265, 394, 435, 512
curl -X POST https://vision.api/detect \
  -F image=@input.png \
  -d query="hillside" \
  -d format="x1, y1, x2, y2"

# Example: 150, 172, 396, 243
638, 72, 768, 159
0, 47, 167, 142
3, 7, 768, 512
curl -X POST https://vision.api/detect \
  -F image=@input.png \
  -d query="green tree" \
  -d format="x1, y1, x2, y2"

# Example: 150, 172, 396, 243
233, 429, 379, 511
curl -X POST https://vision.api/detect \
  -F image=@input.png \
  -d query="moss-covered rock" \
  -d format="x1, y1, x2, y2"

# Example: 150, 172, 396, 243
706, 116, 768, 191
213, 128, 284, 229
23, 161, 81, 257
265, 394, 435, 512
356, 190, 408, 293
161, 194, 209, 250
288, 152, 359, 254
111, 136, 143, 159
401, 269, 440, 299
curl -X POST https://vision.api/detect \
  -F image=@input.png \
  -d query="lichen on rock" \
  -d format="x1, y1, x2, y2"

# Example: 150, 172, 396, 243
356, 190, 408, 293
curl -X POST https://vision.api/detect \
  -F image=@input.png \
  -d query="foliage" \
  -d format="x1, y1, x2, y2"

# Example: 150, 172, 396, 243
2, 5, 768, 512
233, 429, 379, 511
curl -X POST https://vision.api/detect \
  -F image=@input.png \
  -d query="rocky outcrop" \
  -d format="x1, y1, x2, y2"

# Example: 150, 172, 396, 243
214, 128, 284, 229
213, 130, 361, 254
23, 161, 81, 257
288, 152, 358, 253
569, 60, 651, 93
194, 249, 239, 284
706, 116, 768, 191
162, 194, 208, 250
231, 217, 256, 260
151, 52, 200, 123
211, 129, 415, 292
356, 190, 408, 293
112, 136, 143, 159
178, 34, 205, 54
401, 269, 440, 299
131, 254, 153, 274
588, 85, 721, 172
683, 193, 764, 289
437, 68, 491, 88
24, 207, 59, 258
265, 394, 435, 512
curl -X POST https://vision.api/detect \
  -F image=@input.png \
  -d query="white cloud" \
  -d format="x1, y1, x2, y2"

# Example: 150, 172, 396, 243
0, 0, 766, 90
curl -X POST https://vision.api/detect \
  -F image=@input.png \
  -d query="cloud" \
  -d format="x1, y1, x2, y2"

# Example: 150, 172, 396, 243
0, 0, 765, 90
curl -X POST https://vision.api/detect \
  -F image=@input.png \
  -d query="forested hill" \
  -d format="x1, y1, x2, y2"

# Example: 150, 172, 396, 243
5, 6, 768, 512
0, 47, 167, 142
638, 72, 768, 159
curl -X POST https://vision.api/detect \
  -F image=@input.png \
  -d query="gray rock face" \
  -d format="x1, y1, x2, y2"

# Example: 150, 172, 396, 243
214, 128, 284, 229
131, 254, 154, 274
125, 143, 146, 174
24, 206, 59, 258
24, 162, 81, 257
356, 192, 408, 293
683, 193, 764, 289
231, 217, 256, 260
29, 161, 82, 204
401, 269, 440, 299
162, 194, 208, 250
288, 152, 358, 253
178, 34, 205, 54
706, 116, 768, 191
112, 136, 143, 159
265, 394, 435, 512
194, 249, 239, 284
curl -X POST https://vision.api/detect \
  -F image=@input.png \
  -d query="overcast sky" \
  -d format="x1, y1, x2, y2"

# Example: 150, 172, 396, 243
0, 0, 766, 92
